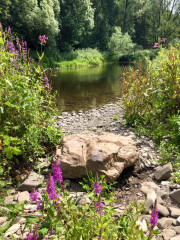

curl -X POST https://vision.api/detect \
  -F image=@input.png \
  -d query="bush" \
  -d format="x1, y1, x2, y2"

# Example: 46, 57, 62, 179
108, 27, 134, 60
0, 26, 63, 180
121, 45, 180, 168
119, 49, 159, 62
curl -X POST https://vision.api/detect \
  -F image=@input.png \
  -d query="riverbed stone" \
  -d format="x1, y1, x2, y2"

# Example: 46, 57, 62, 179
158, 217, 174, 229
169, 207, 180, 218
55, 132, 139, 182
18, 172, 44, 192
17, 191, 29, 202
4, 223, 21, 236
0, 217, 8, 225
157, 203, 170, 217
140, 182, 160, 195
170, 235, 180, 240
161, 228, 176, 240
170, 190, 180, 204
172, 226, 180, 234
4, 196, 15, 204
154, 163, 173, 181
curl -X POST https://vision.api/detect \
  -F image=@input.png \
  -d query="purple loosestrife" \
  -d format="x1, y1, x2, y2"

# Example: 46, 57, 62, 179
39, 35, 48, 45
44, 76, 50, 88
8, 26, 11, 35
49, 229, 55, 235
26, 233, 38, 240
29, 188, 42, 210
22, 41, 27, 60
95, 202, 104, 216
150, 208, 159, 229
153, 42, 159, 49
52, 160, 63, 184
93, 182, 102, 194
161, 38, 167, 42
46, 175, 59, 202
30, 189, 39, 202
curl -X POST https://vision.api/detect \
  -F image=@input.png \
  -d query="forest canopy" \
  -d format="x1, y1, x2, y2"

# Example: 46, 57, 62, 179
0, 0, 179, 53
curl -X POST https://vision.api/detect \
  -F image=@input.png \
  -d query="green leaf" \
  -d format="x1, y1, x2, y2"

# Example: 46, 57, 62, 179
39, 227, 49, 236
0, 37, 3, 45
102, 222, 109, 230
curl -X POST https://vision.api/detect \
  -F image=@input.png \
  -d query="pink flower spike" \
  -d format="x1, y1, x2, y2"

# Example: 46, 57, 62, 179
153, 42, 159, 48
93, 182, 102, 194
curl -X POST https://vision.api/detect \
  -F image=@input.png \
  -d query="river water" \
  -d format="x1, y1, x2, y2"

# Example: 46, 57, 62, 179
51, 64, 125, 113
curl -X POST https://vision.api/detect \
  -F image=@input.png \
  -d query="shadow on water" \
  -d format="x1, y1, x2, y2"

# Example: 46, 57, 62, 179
51, 64, 126, 113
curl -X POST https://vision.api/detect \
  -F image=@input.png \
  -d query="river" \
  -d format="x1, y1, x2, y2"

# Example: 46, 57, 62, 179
51, 64, 125, 113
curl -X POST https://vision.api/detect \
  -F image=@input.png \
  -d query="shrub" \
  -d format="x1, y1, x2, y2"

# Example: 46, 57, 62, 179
0, 25, 63, 180
121, 45, 180, 168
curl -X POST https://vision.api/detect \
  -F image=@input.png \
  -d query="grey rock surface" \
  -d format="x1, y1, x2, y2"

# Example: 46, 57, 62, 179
155, 163, 173, 181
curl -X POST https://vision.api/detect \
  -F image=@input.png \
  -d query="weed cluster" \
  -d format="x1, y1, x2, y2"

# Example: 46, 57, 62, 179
0, 26, 63, 184
121, 46, 180, 172
0, 162, 159, 240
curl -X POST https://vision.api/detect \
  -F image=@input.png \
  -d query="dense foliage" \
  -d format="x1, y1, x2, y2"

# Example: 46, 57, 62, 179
0, 0, 179, 59
121, 46, 180, 171
0, 26, 62, 184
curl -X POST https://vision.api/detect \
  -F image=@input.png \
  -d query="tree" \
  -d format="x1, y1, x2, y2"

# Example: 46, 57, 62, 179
108, 27, 134, 59
58, 0, 94, 50
0, 0, 60, 49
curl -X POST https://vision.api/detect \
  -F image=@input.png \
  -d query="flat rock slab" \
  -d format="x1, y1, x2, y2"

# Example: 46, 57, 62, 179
18, 172, 44, 192
55, 132, 139, 182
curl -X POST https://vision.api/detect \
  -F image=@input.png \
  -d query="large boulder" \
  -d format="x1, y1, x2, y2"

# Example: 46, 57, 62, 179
55, 132, 139, 182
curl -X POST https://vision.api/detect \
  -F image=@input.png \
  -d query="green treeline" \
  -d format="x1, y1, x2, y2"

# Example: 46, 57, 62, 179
0, 0, 180, 60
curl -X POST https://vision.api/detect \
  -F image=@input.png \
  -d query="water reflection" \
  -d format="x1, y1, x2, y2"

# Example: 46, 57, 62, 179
51, 64, 124, 113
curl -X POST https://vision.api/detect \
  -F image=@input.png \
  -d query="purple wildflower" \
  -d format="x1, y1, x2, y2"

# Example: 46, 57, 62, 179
8, 26, 11, 34
44, 76, 50, 88
153, 42, 159, 49
30, 189, 39, 202
26, 233, 38, 240
49, 229, 55, 235
150, 208, 159, 229
95, 202, 104, 216
160, 38, 167, 42
93, 182, 102, 194
52, 160, 63, 184
39, 35, 48, 44
30, 189, 42, 210
7, 41, 15, 54
30, 58, 32, 63
16, 44, 20, 51
46, 175, 59, 201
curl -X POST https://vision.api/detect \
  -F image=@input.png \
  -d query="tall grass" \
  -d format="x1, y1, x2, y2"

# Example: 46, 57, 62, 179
121, 46, 180, 169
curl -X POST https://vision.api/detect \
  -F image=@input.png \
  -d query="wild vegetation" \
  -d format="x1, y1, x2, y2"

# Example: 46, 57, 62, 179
121, 45, 180, 179
0, 160, 160, 240
0, 26, 63, 186
0, 1, 180, 238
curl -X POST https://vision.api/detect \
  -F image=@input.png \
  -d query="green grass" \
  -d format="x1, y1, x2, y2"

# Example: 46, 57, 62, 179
42, 48, 108, 68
